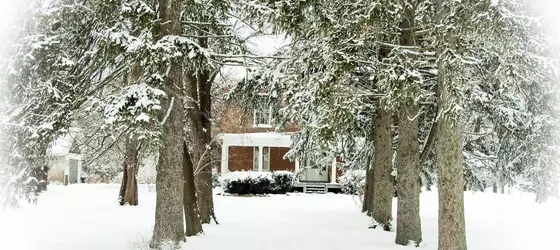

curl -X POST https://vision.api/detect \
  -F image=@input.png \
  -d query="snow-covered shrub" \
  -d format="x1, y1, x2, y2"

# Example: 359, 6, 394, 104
212, 168, 220, 188
220, 171, 296, 195
220, 171, 275, 194
47, 168, 65, 183
271, 171, 295, 194
137, 160, 156, 184
340, 169, 366, 195
84, 164, 120, 183
110, 172, 123, 184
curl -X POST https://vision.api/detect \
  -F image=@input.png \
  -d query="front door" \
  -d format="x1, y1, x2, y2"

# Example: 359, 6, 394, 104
299, 160, 328, 182
68, 159, 79, 184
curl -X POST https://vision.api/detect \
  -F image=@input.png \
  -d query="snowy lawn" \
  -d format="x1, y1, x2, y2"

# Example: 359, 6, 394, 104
1, 184, 559, 250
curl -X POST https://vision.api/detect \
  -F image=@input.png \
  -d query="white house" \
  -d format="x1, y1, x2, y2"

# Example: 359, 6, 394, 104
47, 128, 84, 185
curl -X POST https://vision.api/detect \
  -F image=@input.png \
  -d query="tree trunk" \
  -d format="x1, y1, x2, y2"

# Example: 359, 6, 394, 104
362, 157, 373, 213
151, 68, 186, 246
118, 165, 128, 203
185, 66, 215, 224
151, 0, 185, 246
194, 138, 213, 224
371, 103, 393, 230
395, 100, 422, 246
119, 138, 140, 206
183, 141, 203, 236
193, 34, 215, 225
435, 82, 468, 250
395, 2, 422, 246
34, 166, 48, 192
435, 1, 468, 247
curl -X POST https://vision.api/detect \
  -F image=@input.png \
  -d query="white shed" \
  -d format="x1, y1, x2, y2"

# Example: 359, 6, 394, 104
47, 128, 84, 185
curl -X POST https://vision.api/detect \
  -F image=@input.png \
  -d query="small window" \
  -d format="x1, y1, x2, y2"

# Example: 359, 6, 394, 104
253, 95, 272, 127
253, 146, 271, 171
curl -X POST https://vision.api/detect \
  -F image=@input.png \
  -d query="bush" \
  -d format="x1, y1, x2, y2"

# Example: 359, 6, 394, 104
271, 171, 295, 194
220, 171, 274, 194
220, 171, 295, 195
340, 169, 366, 195
212, 168, 220, 188
84, 164, 120, 183
137, 161, 156, 184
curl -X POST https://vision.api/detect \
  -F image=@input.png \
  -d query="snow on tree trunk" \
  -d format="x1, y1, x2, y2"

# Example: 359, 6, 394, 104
151, 0, 185, 246
183, 141, 203, 236
371, 103, 393, 230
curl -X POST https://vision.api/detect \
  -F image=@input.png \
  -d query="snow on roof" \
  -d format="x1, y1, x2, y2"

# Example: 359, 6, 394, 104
218, 132, 296, 147
47, 128, 82, 157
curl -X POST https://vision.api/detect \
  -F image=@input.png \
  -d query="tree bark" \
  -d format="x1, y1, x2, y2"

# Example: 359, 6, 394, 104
151, 0, 185, 246
395, 2, 422, 246
371, 102, 393, 230
435, 80, 468, 250
118, 164, 128, 203
435, 1, 468, 248
362, 157, 373, 213
119, 137, 140, 206
183, 141, 203, 236
395, 100, 422, 246
185, 63, 215, 224
192, 34, 215, 225
33, 166, 48, 192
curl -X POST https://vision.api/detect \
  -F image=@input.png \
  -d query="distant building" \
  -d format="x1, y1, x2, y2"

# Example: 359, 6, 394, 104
47, 128, 84, 185
217, 93, 343, 193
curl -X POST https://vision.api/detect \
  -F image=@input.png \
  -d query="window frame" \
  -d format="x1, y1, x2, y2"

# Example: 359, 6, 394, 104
253, 94, 273, 128
253, 146, 271, 171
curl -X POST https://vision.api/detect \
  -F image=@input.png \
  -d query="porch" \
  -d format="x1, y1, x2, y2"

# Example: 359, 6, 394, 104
218, 132, 341, 185
293, 182, 342, 194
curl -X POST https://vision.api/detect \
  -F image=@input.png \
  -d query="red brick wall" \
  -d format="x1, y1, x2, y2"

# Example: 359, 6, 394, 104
226, 146, 295, 172
228, 146, 254, 172
270, 147, 295, 171
217, 103, 299, 134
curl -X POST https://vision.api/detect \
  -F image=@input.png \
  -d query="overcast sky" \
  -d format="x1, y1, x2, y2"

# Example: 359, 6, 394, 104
1, 0, 559, 82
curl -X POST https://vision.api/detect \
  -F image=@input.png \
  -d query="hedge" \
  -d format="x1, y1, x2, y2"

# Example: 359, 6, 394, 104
220, 171, 295, 195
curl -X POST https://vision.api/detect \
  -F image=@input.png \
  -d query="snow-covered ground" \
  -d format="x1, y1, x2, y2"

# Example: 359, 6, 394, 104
1, 184, 559, 250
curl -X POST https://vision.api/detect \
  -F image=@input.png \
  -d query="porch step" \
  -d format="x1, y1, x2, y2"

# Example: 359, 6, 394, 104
303, 185, 327, 194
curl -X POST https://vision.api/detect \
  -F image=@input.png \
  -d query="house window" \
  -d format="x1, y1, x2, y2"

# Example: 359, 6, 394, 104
253, 146, 271, 171
253, 95, 272, 127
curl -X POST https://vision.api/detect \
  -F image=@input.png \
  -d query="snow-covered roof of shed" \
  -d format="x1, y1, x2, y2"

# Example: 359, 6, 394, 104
47, 128, 82, 157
